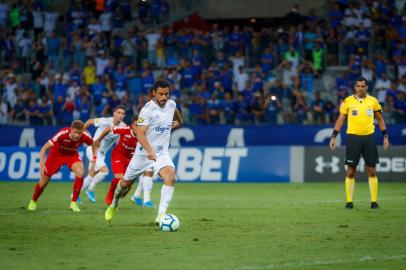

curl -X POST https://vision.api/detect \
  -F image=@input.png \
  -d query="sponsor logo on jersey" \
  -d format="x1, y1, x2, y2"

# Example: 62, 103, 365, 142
155, 125, 171, 134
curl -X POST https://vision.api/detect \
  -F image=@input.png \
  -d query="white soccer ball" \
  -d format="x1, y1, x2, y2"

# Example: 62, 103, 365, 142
159, 214, 180, 232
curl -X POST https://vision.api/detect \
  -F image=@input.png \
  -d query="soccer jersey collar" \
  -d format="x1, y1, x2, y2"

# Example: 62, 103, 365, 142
353, 94, 367, 102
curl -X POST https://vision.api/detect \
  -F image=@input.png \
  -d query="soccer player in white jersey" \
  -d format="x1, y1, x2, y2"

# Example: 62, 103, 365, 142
81, 105, 126, 202
105, 80, 183, 224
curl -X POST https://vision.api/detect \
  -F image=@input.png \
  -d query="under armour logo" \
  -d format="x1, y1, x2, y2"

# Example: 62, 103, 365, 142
315, 156, 340, 173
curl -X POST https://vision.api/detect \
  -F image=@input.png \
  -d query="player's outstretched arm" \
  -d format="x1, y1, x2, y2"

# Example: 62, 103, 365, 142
329, 114, 346, 151
375, 111, 389, 150
83, 118, 95, 130
172, 109, 183, 129
39, 141, 53, 176
134, 125, 156, 161
91, 127, 111, 157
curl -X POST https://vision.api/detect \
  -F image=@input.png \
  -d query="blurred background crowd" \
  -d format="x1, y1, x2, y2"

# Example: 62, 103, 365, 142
0, 0, 405, 126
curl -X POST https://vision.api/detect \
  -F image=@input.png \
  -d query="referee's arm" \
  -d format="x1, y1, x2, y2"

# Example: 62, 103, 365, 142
374, 111, 390, 150
329, 114, 347, 150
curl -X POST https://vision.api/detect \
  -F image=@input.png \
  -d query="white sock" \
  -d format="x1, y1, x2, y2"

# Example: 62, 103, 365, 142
158, 185, 174, 217
143, 175, 153, 202
112, 182, 126, 208
88, 172, 108, 191
82, 175, 93, 191
133, 175, 144, 198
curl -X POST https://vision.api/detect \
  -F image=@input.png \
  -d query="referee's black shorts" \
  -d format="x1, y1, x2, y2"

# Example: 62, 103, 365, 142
345, 134, 379, 167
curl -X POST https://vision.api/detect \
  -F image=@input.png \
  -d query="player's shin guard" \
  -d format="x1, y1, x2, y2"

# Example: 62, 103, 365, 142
158, 185, 174, 217
133, 175, 144, 198
81, 175, 93, 191
143, 175, 153, 202
72, 177, 84, 202
105, 178, 120, 205
88, 172, 108, 191
345, 177, 355, 203
368, 176, 378, 202
32, 183, 45, 201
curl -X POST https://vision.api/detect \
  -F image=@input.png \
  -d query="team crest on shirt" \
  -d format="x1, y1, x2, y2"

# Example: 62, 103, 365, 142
352, 110, 358, 116
367, 108, 373, 116
137, 118, 143, 123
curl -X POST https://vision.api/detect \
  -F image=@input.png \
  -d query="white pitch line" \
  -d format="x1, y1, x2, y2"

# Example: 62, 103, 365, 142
232, 254, 406, 270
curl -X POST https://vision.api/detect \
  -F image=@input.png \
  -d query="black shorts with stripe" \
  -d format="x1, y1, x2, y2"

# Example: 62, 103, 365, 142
345, 134, 379, 167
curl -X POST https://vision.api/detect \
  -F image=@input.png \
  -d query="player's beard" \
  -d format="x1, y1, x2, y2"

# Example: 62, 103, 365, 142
157, 99, 167, 107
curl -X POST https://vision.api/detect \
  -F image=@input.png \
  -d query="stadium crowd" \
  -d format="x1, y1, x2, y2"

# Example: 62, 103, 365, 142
0, 0, 405, 126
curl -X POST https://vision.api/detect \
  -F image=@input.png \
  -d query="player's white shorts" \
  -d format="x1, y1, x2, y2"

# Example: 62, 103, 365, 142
123, 153, 175, 182
86, 146, 107, 171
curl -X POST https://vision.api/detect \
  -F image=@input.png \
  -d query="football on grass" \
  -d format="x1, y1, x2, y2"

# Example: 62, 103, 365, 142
159, 214, 180, 232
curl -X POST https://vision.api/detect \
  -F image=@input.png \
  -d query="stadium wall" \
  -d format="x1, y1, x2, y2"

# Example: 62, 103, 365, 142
0, 126, 404, 182
0, 145, 404, 183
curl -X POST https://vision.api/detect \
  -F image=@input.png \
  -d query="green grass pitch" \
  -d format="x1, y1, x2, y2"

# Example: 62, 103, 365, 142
1, 182, 406, 270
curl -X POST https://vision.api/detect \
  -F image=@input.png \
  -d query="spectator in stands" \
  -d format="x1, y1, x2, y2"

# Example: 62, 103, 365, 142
323, 99, 335, 124
299, 61, 314, 98
188, 96, 208, 125
292, 89, 308, 124
261, 46, 274, 75
11, 97, 27, 125
5, 74, 17, 108
303, 26, 319, 61
383, 95, 396, 124
83, 58, 96, 86
361, 58, 375, 89
25, 99, 41, 125
46, 31, 61, 71
0, 0, 403, 128
373, 53, 389, 79
235, 92, 253, 125
229, 50, 245, 78
326, 27, 340, 65
399, 74, 406, 93
251, 93, 266, 124
221, 92, 236, 124
0, 0, 9, 28
394, 91, 406, 123
38, 95, 52, 125
234, 65, 249, 92
264, 93, 282, 124
311, 91, 325, 124
375, 73, 391, 103
207, 93, 221, 124
1, 32, 15, 64
312, 42, 324, 76
0, 96, 8, 124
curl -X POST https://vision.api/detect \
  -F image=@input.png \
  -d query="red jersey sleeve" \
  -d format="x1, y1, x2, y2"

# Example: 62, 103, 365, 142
48, 128, 70, 146
81, 131, 93, 145
112, 126, 131, 136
